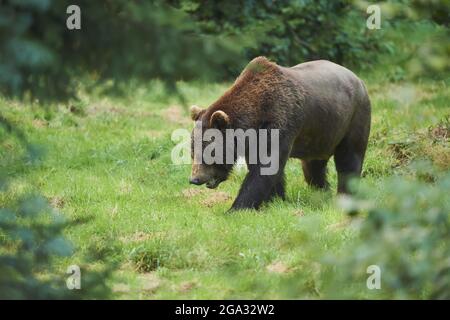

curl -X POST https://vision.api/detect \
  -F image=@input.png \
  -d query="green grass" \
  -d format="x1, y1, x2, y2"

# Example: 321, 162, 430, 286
0, 77, 449, 299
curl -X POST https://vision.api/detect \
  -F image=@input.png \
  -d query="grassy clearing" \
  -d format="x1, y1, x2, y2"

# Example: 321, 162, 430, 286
0, 76, 448, 299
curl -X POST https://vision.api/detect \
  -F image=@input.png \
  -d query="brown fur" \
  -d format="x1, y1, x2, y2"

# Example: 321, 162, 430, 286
190, 56, 371, 210
203, 57, 296, 129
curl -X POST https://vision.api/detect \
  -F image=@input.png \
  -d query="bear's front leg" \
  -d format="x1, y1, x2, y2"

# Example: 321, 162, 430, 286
231, 171, 277, 210
230, 167, 285, 211
230, 130, 290, 211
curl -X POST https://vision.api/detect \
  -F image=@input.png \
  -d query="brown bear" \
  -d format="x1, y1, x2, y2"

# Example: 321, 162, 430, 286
189, 57, 371, 211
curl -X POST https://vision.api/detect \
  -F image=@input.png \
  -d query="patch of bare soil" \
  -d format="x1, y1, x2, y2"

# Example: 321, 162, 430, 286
182, 188, 207, 198
182, 188, 232, 207
120, 231, 160, 243
293, 210, 305, 217
266, 261, 291, 274
178, 281, 196, 293
50, 196, 65, 209
200, 192, 232, 207
32, 119, 48, 128
112, 283, 131, 293
428, 122, 449, 141
138, 273, 161, 293
162, 105, 189, 125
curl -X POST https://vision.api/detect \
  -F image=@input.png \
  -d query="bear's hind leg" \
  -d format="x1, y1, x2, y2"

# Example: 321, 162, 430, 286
301, 159, 329, 189
335, 93, 370, 194
334, 138, 366, 194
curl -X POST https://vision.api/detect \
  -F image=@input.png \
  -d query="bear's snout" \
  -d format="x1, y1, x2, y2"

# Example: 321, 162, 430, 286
189, 177, 202, 185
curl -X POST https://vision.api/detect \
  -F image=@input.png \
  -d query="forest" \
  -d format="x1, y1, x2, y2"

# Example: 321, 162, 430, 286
0, 0, 449, 299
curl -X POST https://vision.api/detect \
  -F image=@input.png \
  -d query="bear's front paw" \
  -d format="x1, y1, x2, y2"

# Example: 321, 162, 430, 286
230, 201, 259, 212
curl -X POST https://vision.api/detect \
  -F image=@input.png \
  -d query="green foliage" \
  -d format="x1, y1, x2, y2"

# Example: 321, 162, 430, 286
360, 0, 450, 80
0, 194, 113, 299
324, 163, 450, 299
0, 195, 70, 299
1, 0, 448, 101
0, 0, 244, 100
174, 0, 383, 71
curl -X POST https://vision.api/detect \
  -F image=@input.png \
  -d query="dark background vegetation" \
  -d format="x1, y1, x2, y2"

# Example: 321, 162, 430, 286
1, 0, 448, 100
0, 0, 449, 298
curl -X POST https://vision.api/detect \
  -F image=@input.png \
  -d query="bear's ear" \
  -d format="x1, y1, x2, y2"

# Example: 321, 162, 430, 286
190, 105, 204, 121
210, 110, 230, 129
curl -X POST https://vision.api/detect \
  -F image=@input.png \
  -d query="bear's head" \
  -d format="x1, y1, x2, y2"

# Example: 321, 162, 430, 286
189, 105, 234, 189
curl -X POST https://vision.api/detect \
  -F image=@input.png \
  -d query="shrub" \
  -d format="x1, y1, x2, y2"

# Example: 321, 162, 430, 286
174, 0, 383, 71
0, 117, 112, 299
0, 0, 244, 100
324, 163, 450, 299
0, 194, 113, 299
